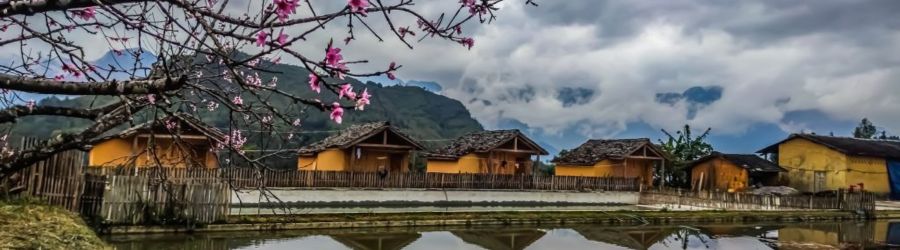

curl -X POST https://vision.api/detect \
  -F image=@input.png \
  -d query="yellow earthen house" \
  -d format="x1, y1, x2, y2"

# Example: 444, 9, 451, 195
688, 152, 786, 192
758, 134, 900, 196
425, 130, 548, 175
88, 115, 224, 168
553, 138, 666, 187
297, 122, 424, 173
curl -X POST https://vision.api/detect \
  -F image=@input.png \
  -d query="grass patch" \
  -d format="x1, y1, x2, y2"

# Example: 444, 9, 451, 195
0, 197, 109, 249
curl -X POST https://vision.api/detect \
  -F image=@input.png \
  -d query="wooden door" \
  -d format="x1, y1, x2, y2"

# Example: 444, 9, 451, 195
389, 154, 403, 173
814, 171, 826, 192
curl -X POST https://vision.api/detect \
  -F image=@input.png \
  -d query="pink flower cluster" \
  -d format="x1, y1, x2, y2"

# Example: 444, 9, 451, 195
61, 64, 81, 77
356, 89, 370, 111
325, 45, 349, 79
308, 73, 321, 93
71, 7, 96, 21
164, 119, 179, 130
219, 130, 248, 152
273, 0, 300, 22
277, 31, 289, 46
460, 37, 475, 50
386, 62, 398, 80
330, 102, 344, 124
256, 31, 268, 47
338, 84, 356, 100
460, 0, 486, 15
347, 0, 369, 16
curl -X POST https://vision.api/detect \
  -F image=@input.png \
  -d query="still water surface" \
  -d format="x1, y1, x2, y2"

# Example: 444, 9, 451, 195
106, 220, 900, 249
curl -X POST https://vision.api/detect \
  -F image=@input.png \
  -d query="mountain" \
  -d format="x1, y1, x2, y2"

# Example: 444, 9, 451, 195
6, 52, 484, 161
92, 48, 158, 80
357, 76, 443, 94
404, 80, 443, 93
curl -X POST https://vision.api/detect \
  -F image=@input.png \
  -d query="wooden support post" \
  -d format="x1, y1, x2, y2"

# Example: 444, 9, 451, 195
661, 159, 666, 188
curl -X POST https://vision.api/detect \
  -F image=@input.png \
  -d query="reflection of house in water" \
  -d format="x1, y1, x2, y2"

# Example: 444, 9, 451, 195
778, 222, 878, 249
330, 233, 421, 250
887, 222, 900, 246
573, 226, 677, 250
450, 229, 546, 250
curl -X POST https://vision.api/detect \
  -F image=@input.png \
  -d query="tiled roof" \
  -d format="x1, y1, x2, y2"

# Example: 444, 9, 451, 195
689, 152, 786, 173
114, 113, 226, 141
758, 134, 900, 159
552, 138, 662, 165
297, 121, 423, 155
426, 130, 548, 159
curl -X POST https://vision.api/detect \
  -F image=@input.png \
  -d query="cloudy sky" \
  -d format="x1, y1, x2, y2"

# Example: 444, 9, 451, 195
7, 0, 900, 154
353, 0, 900, 153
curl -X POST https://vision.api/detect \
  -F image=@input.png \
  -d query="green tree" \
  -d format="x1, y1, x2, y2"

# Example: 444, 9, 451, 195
853, 118, 898, 140
853, 118, 878, 139
878, 131, 900, 140
657, 125, 713, 187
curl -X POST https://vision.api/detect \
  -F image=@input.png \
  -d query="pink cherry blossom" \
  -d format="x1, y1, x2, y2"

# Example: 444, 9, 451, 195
461, 37, 474, 50
356, 88, 371, 110
273, 0, 300, 22
325, 45, 344, 68
232, 96, 244, 106
146, 94, 156, 104
308, 73, 321, 93
292, 118, 302, 126
71, 7, 96, 21
277, 31, 288, 46
460, 0, 476, 8
61, 64, 81, 77
256, 31, 268, 47
330, 102, 344, 124
386, 62, 397, 80
398, 27, 416, 38
165, 119, 179, 130
218, 130, 248, 152
347, 0, 369, 16
339, 83, 356, 100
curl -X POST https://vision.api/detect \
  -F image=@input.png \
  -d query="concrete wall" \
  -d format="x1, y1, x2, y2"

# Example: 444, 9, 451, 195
233, 189, 639, 206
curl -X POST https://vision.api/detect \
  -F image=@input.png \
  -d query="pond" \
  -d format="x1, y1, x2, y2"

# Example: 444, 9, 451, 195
105, 220, 900, 249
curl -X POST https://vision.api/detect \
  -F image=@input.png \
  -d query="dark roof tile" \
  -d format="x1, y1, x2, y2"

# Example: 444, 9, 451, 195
552, 138, 662, 165
690, 152, 786, 173
759, 134, 900, 159
427, 130, 547, 159
297, 121, 423, 155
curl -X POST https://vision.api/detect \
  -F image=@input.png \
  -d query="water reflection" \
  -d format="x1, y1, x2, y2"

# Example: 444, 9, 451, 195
105, 221, 900, 249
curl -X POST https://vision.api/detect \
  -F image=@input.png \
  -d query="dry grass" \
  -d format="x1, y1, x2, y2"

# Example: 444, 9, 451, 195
0, 198, 109, 249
